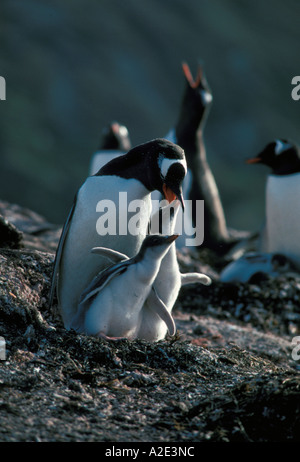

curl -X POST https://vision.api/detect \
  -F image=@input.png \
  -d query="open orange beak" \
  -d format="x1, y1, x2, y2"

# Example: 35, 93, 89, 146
163, 184, 185, 210
163, 184, 176, 202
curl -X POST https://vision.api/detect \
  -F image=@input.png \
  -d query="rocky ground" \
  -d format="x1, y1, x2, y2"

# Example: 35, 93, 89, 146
0, 199, 300, 443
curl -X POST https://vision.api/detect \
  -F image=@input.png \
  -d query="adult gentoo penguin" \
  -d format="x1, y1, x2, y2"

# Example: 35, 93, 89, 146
166, 62, 229, 251
70, 234, 179, 341
89, 121, 132, 175
246, 139, 300, 268
50, 138, 187, 329
100, 121, 131, 152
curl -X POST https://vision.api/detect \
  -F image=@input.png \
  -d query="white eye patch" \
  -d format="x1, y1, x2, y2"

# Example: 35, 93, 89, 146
275, 139, 292, 155
200, 89, 213, 105
159, 156, 187, 179
119, 125, 129, 137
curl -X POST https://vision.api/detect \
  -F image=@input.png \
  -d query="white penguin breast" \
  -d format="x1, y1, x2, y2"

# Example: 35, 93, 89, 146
265, 173, 300, 266
58, 175, 151, 328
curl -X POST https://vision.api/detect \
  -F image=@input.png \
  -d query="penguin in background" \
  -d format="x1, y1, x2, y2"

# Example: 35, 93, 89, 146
165, 62, 230, 252
50, 138, 187, 329
246, 138, 300, 269
220, 252, 293, 283
89, 121, 132, 175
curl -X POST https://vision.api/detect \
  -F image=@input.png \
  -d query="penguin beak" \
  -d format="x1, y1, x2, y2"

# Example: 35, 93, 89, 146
162, 184, 185, 210
166, 234, 179, 243
245, 157, 262, 164
176, 190, 185, 211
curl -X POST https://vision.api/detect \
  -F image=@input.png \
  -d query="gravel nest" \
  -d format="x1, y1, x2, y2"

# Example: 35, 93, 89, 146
0, 203, 300, 443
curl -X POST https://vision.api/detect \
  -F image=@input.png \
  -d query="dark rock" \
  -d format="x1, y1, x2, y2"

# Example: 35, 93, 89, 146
0, 200, 61, 253
0, 215, 23, 249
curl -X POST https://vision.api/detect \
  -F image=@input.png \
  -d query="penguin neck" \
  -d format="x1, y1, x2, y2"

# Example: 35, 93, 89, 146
175, 85, 210, 143
135, 250, 167, 284
175, 110, 206, 140
271, 163, 300, 176
176, 125, 206, 166
175, 98, 209, 164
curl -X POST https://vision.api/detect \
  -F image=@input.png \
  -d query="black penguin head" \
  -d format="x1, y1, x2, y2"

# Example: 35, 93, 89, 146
154, 139, 186, 209
144, 234, 179, 247
246, 139, 300, 175
140, 234, 179, 258
133, 138, 186, 209
97, 138, 186, 208
183, 62, 212, 108
176, 62, 213, 136
99, 121, 131, 151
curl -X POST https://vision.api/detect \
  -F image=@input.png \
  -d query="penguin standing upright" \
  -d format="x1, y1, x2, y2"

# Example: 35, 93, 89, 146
50, 138, 187, 329
137, 200, 211, 341
89, 121, 131, 175
70, 234, 179, 341
166, 62, 229, 251
246, 139, 300, 269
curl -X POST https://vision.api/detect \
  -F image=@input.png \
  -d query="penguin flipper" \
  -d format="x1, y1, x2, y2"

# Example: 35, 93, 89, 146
49, 196, 77, 307
79, 261, 130, 305
146, 288, 176, 336
181, 272, 212, 286
91, 247, 129, 263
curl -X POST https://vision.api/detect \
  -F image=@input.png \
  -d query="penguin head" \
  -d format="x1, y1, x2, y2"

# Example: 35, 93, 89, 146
145, 139, 187, 209
182, 62, 212, 106
98, 138, 186, 207
177, 62, 213, 130
99, 121, 131, 151
246, 139, 300, 175
140, 234, 179, 259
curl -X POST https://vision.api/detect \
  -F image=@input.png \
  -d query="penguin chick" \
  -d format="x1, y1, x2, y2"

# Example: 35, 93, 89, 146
50, 138, 187, 329
138, 199, 211, 341
151, 199, 212, 295
89, 121, 132, 175
166, 62, 229, 251
70, 234, 179, 341
94, 200, 211, 341
246, 139, 300, 268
